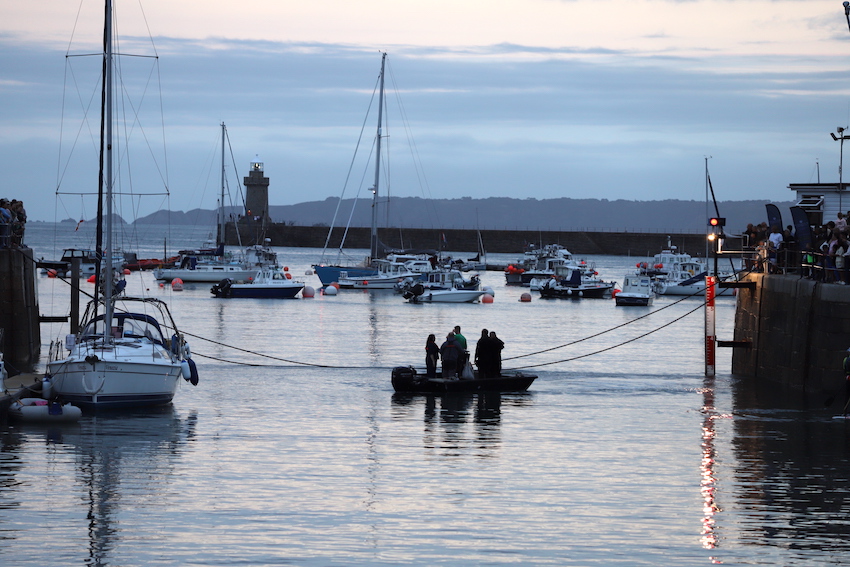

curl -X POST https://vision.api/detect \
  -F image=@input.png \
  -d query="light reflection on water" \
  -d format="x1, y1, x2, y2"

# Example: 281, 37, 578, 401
3, 224, 850, 564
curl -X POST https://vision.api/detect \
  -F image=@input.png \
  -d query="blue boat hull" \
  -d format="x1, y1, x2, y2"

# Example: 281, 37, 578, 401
313, 265, 377, 286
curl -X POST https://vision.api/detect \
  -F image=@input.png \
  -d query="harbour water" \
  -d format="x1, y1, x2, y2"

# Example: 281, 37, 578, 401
3, 223, 850, 566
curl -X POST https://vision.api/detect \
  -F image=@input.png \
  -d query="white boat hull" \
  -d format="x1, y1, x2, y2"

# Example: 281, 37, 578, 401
47, 344, 182, 410
408, 289, 486, 303
154, 266, 258, 283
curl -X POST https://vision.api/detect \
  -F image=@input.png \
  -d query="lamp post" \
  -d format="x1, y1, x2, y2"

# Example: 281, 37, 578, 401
844, 1, 850, 32
831, 127, 850, 211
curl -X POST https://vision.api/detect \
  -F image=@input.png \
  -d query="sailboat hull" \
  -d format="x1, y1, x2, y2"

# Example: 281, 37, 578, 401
47, 347, 182, 410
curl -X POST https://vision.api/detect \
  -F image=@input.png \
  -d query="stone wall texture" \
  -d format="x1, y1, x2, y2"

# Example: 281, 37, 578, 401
733, 273, 850, 395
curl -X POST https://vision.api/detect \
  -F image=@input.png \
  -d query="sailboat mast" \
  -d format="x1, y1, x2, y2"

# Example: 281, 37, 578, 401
103, 0, 114, 331
370, 52, 386, 261
219, 122, 226, 246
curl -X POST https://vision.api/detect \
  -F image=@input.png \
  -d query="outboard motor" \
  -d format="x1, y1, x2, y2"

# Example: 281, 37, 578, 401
391, 366, 419, 392
211, 278, 233, 297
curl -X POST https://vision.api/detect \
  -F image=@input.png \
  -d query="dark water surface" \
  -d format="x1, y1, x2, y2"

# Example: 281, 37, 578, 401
2, 224, 849, 565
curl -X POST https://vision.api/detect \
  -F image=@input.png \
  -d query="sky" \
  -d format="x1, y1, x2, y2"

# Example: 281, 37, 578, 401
3, 0, 850, 222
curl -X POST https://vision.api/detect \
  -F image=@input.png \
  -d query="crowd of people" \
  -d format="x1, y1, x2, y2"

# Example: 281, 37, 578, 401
744, 213, 850, 283
0, 199, 26, 248
425, 325, 504, 379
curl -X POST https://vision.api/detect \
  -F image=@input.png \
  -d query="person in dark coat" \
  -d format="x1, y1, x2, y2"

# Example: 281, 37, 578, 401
474, 328, 492, 377
425, 334, 440, 378
488, 331, 505, 376
440, 332, 461, 379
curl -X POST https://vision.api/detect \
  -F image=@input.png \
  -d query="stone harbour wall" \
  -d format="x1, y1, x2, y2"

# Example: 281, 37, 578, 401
732, 273, 850, 395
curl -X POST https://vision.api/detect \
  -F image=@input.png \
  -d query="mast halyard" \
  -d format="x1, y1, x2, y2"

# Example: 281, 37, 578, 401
103, 0, 115, 338
370, 52, 387, 262
219, 122, 226, 248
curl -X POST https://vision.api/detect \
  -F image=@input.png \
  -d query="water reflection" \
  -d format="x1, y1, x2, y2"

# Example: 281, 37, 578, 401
59, 408, 195, 566
730, 377, 850, 555
699, 376, 721, 552
391, 392, 533, 456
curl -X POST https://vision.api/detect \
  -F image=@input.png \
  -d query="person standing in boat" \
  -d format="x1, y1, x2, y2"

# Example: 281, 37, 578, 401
488, 331, 505, 377
453, 325, 468, 369
440, 332, 461, 379
425, 334, 440, 378
474, 328, 493, 378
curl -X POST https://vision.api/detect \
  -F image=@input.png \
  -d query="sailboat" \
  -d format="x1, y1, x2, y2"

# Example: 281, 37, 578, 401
313, 53, 389, 286
154, 122, 278, 283
46, 0, 198, 410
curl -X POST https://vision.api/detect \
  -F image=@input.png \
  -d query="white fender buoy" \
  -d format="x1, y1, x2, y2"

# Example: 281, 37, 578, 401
323, 285, 338, 296
482, 286, 494, 296
42, 376, 53, 399
303, 286, 315, 298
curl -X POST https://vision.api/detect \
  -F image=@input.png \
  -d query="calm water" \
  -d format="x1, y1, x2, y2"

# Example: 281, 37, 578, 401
3, 223, 850, 566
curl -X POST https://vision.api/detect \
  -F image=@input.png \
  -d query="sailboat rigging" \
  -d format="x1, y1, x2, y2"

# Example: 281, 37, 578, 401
46, 0, 198, 410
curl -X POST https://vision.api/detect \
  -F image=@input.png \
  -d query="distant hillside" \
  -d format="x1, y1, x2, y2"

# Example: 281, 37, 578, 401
129, 197, 795, 233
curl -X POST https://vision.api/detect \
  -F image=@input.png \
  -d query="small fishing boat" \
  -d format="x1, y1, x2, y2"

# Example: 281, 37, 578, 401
538, 268, 615, 299
338, 259, 420, 289
395, 270, 480, 293
402, 285, 487, 303
391, 366, 536, 394
8, 398, 82, 423
210, 268, 304, 298
615, 274, 655, 306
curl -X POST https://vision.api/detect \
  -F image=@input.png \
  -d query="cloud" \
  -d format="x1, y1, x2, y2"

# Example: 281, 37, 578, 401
1, 33, 846, 222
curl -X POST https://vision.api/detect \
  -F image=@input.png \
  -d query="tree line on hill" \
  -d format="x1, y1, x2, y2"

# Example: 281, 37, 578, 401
63, 196, 795, 234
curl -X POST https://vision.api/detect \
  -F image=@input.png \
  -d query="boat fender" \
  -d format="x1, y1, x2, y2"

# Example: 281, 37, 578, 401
187, 358, 199, 385
42, 375, 53, 399
181, 359, 190, 380
182, 342, 191, 359
171, 334, 180, 354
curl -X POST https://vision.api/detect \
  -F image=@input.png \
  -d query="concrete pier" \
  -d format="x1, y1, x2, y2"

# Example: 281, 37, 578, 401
0, 247, 40, 371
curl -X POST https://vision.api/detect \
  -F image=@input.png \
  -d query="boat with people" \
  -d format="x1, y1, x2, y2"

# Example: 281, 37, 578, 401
391, 365, 537, 394
614, 274, 655, 306
210, 267, 304, 298
45, 0, 198, 410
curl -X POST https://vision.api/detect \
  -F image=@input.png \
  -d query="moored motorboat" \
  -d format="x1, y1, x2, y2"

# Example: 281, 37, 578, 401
8, 398, 82, 423
402, 286, 487, 303
538, 268, 615, 299
615, 274, 655, 306
211, 268, 304, 298
391, 366, 536, 394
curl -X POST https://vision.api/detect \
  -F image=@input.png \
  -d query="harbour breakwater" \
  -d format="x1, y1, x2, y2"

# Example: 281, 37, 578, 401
227, 223, 715, 257
732, 273, 850, 395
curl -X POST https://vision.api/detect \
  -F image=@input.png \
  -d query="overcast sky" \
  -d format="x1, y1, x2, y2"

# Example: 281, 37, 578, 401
3, 0, 850, 222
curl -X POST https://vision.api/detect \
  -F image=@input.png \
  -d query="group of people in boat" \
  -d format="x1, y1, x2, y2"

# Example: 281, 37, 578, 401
425, 325, 504, 380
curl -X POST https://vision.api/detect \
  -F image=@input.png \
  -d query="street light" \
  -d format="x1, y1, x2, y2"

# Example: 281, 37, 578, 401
845, 1, 850, 32
831, 126, 850, 211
